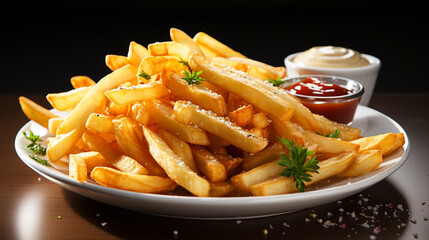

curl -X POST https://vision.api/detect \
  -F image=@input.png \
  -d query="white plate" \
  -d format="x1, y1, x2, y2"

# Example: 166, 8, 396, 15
14, 105, 409, 220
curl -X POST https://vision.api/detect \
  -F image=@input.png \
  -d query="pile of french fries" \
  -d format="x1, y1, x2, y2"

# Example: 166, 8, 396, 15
19, 28, 405, 197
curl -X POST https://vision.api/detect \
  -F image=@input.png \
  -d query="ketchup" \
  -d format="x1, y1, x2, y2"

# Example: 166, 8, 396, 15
284, 77, 361, 124
285, 77, 353, 97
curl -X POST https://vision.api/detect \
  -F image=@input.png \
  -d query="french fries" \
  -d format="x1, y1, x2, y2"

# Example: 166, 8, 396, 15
148, 41, 193, 61
145, 100, 210, 145
19, 28, 406, 198
193, 32, 246, 58
47, 87, 90, 112
105, 81, 170, 105
19, 96, 59, 128
143, 126, 210, 197
191, 145, 227, 182
127, 41, 149, 68
164, 73, 227, 116
91, 167, 177, 193
70, 76, 96, 89
112, 116, 166, 176
250, 150, 358, 196
189, 53, 294, 121
82, 131, 149, 175
105, 54, 130, 71
173, 100, 268, 153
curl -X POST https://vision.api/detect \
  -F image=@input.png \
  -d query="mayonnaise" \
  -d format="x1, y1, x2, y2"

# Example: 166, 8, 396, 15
293, 46, 371, 68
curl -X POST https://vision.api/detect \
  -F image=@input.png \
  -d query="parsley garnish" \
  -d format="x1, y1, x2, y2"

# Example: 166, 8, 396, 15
138, 70, 151, 80
29, 155, 50, 166
317, 129, 340, 138
179, 59, 189, 67
182, 69, 205, 85
23, 131, 49, 166
23, 131, 46, 155
277, 137, 319, 192
266, 77, 286, 87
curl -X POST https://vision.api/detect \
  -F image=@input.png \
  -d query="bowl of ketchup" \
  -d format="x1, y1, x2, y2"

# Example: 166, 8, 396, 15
281, 75, 364, 125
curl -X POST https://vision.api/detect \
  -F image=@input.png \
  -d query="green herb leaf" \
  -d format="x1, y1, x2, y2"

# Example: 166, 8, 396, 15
29, 155, 50, 166
23, 131, 42, 143
138, 70, 151, 80
317, 129, 340, 138
182, 69, 206, 85
23, 131, 47, 155
277, 137, 319, 192
266, 77, 286, 87
179, 59, 189, 67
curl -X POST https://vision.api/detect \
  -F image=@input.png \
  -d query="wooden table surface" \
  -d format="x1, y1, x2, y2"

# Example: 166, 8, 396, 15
1, 93, 428, 240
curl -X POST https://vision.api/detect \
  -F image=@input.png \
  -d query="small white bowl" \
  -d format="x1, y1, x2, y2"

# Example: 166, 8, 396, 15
285, 52, 381, 106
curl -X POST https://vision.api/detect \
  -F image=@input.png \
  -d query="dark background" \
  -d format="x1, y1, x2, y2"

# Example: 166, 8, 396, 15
2, 0, 428, 94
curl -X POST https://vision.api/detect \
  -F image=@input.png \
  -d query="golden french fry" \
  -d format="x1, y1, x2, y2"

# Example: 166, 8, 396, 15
173, 100, 268, 153
105, 101, 130, 115
191, 145, 227, 182
241, 142, 285, 171
127, 41, 149, 67
209, 182, 236, 197
193, 32, 246, 58
384, 132, 405, 156
70, 76, 96, 89
71, 151, 114, 173
227, 104, 254, 127
57, 64, 137, 135
82, 131, 149, 175
208, 56, 248, 72
69, 153, 88, 182
91, 167, 177, 193
250, 150, 357, 196
129, 102, 151, 125
234, 144, 318, 193
105, 54, 130, 71
250, 127, 270, 139
251, 112, 271, 129
170, 28, 206, 58
189, 53, 294, 121
300, 128, 360, 154
313, 114, 361, 141
143, 126, 210, 197
159, 129, 198, 173
164, 73, 227, 116
19, 96, 59, 128
340, 150, 383, 178
47, 127, 86, 162
271, 119, 305, 146
206, 132, 230, 147
197, 43, 220, 58
232, 159, 283, 194
85, 113, 114, 133
145, 100, 210, 145
213, 153, 243, 177
246, 65, 279, 81
112, 116, 166, 176
105, 81, 170, 106
148, 41, 193, 62
48, 117, 64, 134
138, 56, 188, 83
351, 133, 403, 155
46, 87, 90, 112
229, 57, 287, 79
